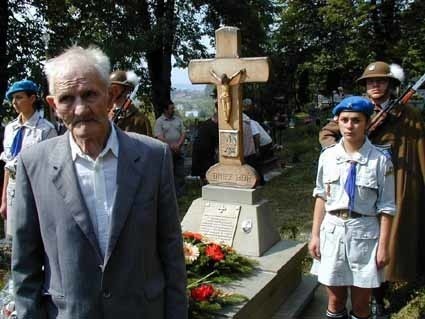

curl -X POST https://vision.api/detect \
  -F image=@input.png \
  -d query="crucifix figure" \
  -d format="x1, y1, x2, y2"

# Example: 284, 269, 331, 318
210, 69, 246, 124
188, 26, 270, 188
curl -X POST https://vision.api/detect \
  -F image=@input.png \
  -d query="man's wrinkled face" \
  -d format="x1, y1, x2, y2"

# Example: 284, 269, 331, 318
47, 69, 112, 140
366, 77, 390, 102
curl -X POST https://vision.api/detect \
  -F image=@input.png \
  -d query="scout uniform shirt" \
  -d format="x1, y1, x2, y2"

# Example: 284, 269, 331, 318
311, 138, 395, 288
1, 111, 57, 237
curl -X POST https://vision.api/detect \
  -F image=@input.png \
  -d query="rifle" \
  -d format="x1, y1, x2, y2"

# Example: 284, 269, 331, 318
112, 82, 140, 123
368, 72, 425, 133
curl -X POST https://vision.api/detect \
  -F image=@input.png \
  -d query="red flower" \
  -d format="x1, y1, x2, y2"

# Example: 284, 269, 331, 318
183, 231, 203, 241
205, 244, 225, 262
190, 284, 215, 302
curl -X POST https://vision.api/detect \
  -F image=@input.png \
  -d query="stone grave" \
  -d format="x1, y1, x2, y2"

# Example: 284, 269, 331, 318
183, 26, 316, 318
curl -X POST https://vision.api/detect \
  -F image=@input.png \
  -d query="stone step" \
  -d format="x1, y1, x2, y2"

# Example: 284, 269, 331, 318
212, 240, 308, 319
272, 275, 319, 319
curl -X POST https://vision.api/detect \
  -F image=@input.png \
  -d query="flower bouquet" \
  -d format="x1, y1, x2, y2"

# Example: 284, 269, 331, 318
183, 232, 258, 318
188, 280, 247, 319
183, 231, 257, 284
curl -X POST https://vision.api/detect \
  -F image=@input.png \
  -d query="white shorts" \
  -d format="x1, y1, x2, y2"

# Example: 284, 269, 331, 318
311, 213, 383, 288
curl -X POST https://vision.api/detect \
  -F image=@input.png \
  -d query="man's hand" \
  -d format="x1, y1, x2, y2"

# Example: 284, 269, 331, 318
170, 143, 181, 154
308, 235, 321, 260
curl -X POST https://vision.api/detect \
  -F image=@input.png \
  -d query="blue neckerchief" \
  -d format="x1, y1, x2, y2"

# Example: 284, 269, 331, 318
344, 161, 357, 213
11, 126, 25, 158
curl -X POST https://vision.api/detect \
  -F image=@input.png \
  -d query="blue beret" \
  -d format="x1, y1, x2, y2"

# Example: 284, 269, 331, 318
332, 96, 374, 117
6, 80, 39, 101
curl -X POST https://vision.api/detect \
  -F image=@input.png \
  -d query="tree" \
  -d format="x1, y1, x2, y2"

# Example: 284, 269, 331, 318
0, 0, 8, 104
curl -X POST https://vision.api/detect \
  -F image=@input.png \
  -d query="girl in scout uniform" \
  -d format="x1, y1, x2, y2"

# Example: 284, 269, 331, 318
0, 80, 57, 238
309, 96, 395, 319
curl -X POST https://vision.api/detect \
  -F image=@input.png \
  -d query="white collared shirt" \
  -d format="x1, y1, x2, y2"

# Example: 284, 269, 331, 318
1, 111, 57, 172
313, 138, 395, 216
69, 124, 119, 258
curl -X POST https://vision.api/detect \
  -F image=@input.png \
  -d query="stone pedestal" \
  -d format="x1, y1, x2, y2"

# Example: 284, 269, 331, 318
182, 185, 316, 318
182, 185, 281, 257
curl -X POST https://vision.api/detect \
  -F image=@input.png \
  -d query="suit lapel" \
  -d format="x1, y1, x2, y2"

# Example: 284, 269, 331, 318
105, 130, 144, 265
49, 132, 103, 261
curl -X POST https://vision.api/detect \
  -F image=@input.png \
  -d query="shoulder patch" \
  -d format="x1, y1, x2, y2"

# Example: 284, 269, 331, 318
374, 144, 392, 160
385, 164, 394, 177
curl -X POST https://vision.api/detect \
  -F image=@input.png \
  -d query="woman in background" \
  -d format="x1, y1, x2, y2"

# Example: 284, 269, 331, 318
0, 79, 57, 238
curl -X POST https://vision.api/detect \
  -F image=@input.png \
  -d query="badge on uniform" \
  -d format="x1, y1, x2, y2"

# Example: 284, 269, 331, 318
375, 144, 392, 160
385, 165, 394, 177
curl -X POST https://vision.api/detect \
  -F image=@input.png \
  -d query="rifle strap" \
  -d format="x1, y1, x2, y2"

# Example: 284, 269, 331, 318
368, 105, 388, 134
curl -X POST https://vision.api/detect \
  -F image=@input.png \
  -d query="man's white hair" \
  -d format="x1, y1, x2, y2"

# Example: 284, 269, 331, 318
44, 45, 111, 94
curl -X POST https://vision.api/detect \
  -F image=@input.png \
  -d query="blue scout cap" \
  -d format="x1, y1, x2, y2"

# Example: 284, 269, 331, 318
6, 80, 39, 101
332, 96, 374, 117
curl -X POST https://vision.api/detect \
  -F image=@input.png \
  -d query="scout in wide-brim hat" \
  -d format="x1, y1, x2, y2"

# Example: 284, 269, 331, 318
357, 61, 404, 86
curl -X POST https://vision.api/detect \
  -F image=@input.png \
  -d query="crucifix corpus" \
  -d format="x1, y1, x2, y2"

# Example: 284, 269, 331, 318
189, 26, 270, 188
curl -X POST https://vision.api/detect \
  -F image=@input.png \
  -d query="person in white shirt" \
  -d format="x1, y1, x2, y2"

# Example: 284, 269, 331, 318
0, 79, 57, 238
309, 96, 395, 319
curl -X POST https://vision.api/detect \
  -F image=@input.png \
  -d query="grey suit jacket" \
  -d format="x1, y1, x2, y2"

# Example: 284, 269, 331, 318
12, 128, 188, 319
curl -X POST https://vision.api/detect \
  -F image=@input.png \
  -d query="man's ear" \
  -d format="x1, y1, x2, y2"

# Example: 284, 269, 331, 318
46, 95, 57, 110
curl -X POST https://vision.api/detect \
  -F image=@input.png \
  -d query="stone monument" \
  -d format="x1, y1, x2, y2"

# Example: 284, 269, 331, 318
183, 26, 316, 319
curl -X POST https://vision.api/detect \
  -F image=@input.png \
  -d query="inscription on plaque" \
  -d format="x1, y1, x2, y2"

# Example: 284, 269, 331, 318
199, 202, 241, 246
220, 130, 239, 158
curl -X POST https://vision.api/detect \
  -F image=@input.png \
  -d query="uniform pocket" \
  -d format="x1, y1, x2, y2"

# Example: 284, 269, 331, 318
348, 230, 378, 268
320, 223, 337, 257
323, 171, 340, 201
356, 171, 378, 201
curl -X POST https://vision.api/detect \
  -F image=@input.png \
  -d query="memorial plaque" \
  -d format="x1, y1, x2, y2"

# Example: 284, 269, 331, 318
220, 130, 239, 157
199, 201, 241, 246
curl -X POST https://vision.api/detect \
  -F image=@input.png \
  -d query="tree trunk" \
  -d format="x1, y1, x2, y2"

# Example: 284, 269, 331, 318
139, 0, 176, 118
147, 50, 171, 118
0, 0, 9, 101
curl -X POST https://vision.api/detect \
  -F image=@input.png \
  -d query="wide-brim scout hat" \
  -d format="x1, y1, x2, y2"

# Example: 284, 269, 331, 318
332, 96, 374, 117
357, 61, 404, 86
110, 70, 139, 88
6, 79, 39, 101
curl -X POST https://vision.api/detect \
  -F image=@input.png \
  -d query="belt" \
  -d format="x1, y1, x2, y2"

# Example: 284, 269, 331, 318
328, 209, 365, 220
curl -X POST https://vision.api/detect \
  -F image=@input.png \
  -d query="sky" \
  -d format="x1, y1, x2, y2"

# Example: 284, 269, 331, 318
171, 67, 191, 85
171, 35, 213, 90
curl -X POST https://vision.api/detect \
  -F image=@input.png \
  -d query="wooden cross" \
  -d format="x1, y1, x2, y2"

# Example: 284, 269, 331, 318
188, 26, 270, 188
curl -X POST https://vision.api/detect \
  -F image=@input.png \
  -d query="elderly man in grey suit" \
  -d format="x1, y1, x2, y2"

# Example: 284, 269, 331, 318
12, 46, 188, 319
